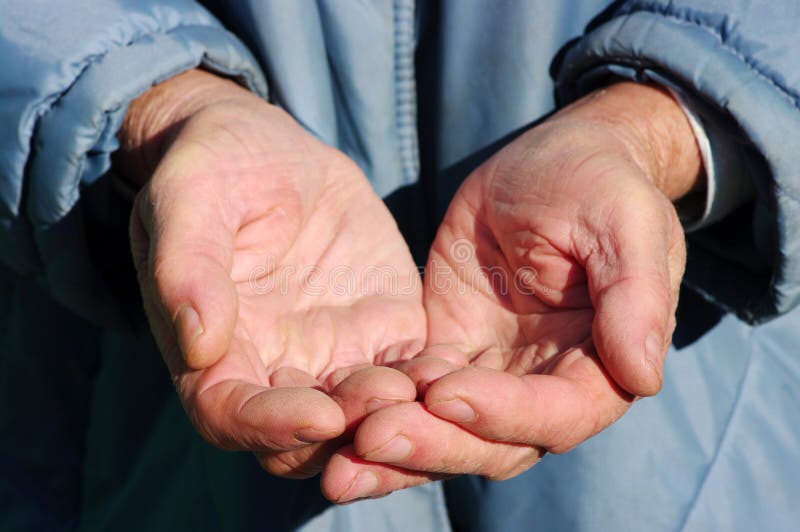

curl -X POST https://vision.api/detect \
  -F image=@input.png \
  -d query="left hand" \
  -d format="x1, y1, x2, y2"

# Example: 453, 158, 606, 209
321, 82, 703, 500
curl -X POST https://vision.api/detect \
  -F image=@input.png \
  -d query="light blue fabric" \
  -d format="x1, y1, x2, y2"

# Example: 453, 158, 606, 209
0, 0, 266, 326
1, 1, 799, 530
444, 303, 800, 531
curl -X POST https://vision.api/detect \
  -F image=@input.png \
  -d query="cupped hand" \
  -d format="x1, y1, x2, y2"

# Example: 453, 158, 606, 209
125, 71, 426, 481
322, 82, 702, 497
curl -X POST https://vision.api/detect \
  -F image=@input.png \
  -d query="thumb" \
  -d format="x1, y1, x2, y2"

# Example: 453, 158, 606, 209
583, 185, 684, 397
132, 180, 238, 370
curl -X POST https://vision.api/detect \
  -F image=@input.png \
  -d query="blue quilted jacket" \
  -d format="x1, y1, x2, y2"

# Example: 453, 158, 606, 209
1, 1, 798, 530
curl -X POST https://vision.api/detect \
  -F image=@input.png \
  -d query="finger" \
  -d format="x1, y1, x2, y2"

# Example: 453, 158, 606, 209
255, 443, 336, 480
135, 181, 238, 370
321, 445, 449, 503
323, 363, 374, 391
255, 367, 333, 479
330, 366, 418, 426
190, 380, 345, 452
388, 355, 463, 395
257, 366, 418, 478
424, 352, 633, 453
582, 186, 680, 396
353, 402, 542, 480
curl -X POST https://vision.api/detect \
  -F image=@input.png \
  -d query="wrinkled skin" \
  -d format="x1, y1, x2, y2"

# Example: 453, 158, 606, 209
322, 85, 695, 501
128, 88, 428, 481
124, 73, 698, 503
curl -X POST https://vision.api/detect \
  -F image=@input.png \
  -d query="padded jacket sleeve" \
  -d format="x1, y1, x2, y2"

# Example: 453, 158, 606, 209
0, 0, 267, 326
554, 0, 800, 323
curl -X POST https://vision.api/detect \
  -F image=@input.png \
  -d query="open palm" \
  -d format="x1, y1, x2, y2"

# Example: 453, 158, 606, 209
418, 131, 685, 448
324, 102, 690, 495
130, 96, 425, 479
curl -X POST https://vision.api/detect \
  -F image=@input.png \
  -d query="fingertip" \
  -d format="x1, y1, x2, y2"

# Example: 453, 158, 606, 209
423, 366, 508, 405
196, 383, 346, 451
352, 402, 421, 459
320, 448, 375, 503
298, 390, 348, 439
592, 283, 669, 397
322, 444, 450, 502
594, 330, 663, 397
331, 366, 417, 401
599, 327, 665, 397
329, 367, 417, 428
176, 273, 238, 370
642, 330, 666, 396
180, 325, 233, 370
256, 447, 327, 479
423, 368, 516, 427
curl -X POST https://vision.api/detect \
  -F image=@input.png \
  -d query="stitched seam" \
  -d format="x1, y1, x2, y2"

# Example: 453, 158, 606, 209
677, 325, 757, 531
393, 0, 420, 184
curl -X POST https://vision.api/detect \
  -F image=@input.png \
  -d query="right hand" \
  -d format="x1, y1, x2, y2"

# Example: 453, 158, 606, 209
321, 82, 699, 499
124, 70, 427, 483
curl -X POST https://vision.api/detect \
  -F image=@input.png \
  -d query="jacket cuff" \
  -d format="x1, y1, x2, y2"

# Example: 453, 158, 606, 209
29, 24, 267, 227
554, 10, 800, 322
665, 81, 755, 232
16, 16, 266, 326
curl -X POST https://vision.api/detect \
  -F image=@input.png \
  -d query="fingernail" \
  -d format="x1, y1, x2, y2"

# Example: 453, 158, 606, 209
339, 471, 380, 502
365, 435, 413, 462
428, 398, 476, 423
645, 331, 663, 369
294, 426, 339, 444
174, 305, 203, 356
365, 399, 401, 415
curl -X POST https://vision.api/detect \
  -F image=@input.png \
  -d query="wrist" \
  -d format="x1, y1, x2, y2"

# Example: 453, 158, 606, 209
553, 81, 703, 201
116, 69, 257, 186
